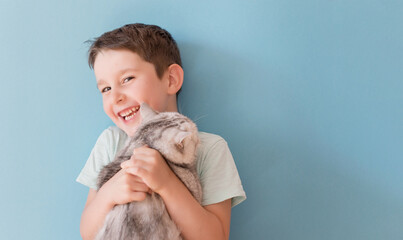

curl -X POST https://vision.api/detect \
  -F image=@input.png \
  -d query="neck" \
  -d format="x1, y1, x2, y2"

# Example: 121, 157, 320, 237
165, 96, 178, 112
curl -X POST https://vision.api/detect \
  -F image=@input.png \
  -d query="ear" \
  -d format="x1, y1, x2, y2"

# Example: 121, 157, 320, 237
174, 131, 192, 149
166, 64, 184, 95
140, 102, 158, 120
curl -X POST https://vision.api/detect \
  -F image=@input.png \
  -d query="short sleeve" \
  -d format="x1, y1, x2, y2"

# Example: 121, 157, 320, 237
197, 133, 246, 207
76, 127, 128, 189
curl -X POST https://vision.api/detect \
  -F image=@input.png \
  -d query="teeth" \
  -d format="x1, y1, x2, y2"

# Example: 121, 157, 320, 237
123, 109, 133, 117
120, 106, 140, 120
124, 113, 135, 120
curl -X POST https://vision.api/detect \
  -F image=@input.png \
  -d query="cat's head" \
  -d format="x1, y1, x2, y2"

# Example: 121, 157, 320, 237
138, 103, 199, 165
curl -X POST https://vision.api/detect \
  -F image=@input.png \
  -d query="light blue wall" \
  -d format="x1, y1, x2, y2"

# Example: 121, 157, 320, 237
1, 0, 402, 239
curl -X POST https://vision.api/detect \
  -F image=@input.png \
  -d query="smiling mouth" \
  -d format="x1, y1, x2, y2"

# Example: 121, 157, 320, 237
118, 106, 140, 121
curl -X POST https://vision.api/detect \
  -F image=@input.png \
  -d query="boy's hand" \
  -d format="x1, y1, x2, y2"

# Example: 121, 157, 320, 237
121, 145, 176, 194
97, 168, 151, 206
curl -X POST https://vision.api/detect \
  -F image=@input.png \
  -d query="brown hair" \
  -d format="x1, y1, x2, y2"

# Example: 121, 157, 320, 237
87, 23, 182, 79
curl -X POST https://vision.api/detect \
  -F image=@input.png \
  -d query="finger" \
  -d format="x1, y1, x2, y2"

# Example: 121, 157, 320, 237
131, 175, 144, 183
125, 166, 149, 181
123, 157, 150, 170
133, 145, 153, 155
121, 154, 147, 168
121, 160, 133, 169
138, 147, 162, 160
129, 191, 147, 202
123, 171, 143, 182
133, 144, 149, 152
130, 181, 150, 192
132, 145, 148, 154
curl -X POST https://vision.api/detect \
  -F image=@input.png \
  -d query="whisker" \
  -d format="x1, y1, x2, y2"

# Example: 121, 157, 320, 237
192, 114, 208, 123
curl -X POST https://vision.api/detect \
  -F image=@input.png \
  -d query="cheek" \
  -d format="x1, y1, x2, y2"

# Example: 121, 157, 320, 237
149, 91, 169, 111
103, 104, 109, 115
102, 99, 113, 117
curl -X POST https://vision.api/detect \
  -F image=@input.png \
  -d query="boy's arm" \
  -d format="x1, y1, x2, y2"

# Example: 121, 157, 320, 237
123, 146, 232, 240
80, 188, 112, 240
81, 183, 231, 240
161, 174, 232, 240
80, 169, 150, 240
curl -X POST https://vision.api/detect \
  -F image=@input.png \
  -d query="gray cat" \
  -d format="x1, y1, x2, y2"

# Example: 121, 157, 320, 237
95, 103, 202, 240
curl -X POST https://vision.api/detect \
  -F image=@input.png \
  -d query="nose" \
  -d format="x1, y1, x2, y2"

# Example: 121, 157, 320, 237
113, 91, 125, 104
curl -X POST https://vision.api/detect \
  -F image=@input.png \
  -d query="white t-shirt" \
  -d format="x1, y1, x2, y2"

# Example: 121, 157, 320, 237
76, 126, 246, 207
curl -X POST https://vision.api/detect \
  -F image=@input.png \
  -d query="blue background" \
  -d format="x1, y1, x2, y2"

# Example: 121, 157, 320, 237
1, 0, 402, 239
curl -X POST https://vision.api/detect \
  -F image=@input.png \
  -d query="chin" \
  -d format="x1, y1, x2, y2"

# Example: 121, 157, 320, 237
124, 127, 138, 137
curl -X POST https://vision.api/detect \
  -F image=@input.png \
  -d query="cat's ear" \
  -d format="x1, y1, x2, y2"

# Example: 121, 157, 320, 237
140, 102, 157, 120
174, 131, 192, 149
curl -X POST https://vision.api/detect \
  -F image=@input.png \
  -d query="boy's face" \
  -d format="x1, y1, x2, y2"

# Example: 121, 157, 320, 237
94, 49, 172, 136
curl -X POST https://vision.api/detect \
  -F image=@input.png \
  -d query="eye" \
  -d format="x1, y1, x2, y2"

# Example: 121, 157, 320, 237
101, 86, 111, 93
123, 76, 135, 83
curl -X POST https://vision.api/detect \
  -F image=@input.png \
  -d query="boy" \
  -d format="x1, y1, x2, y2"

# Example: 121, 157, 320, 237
76, 23, 246, 240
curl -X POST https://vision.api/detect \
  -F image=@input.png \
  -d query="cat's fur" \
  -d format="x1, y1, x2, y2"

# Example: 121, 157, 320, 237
95, 103, 202, 240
